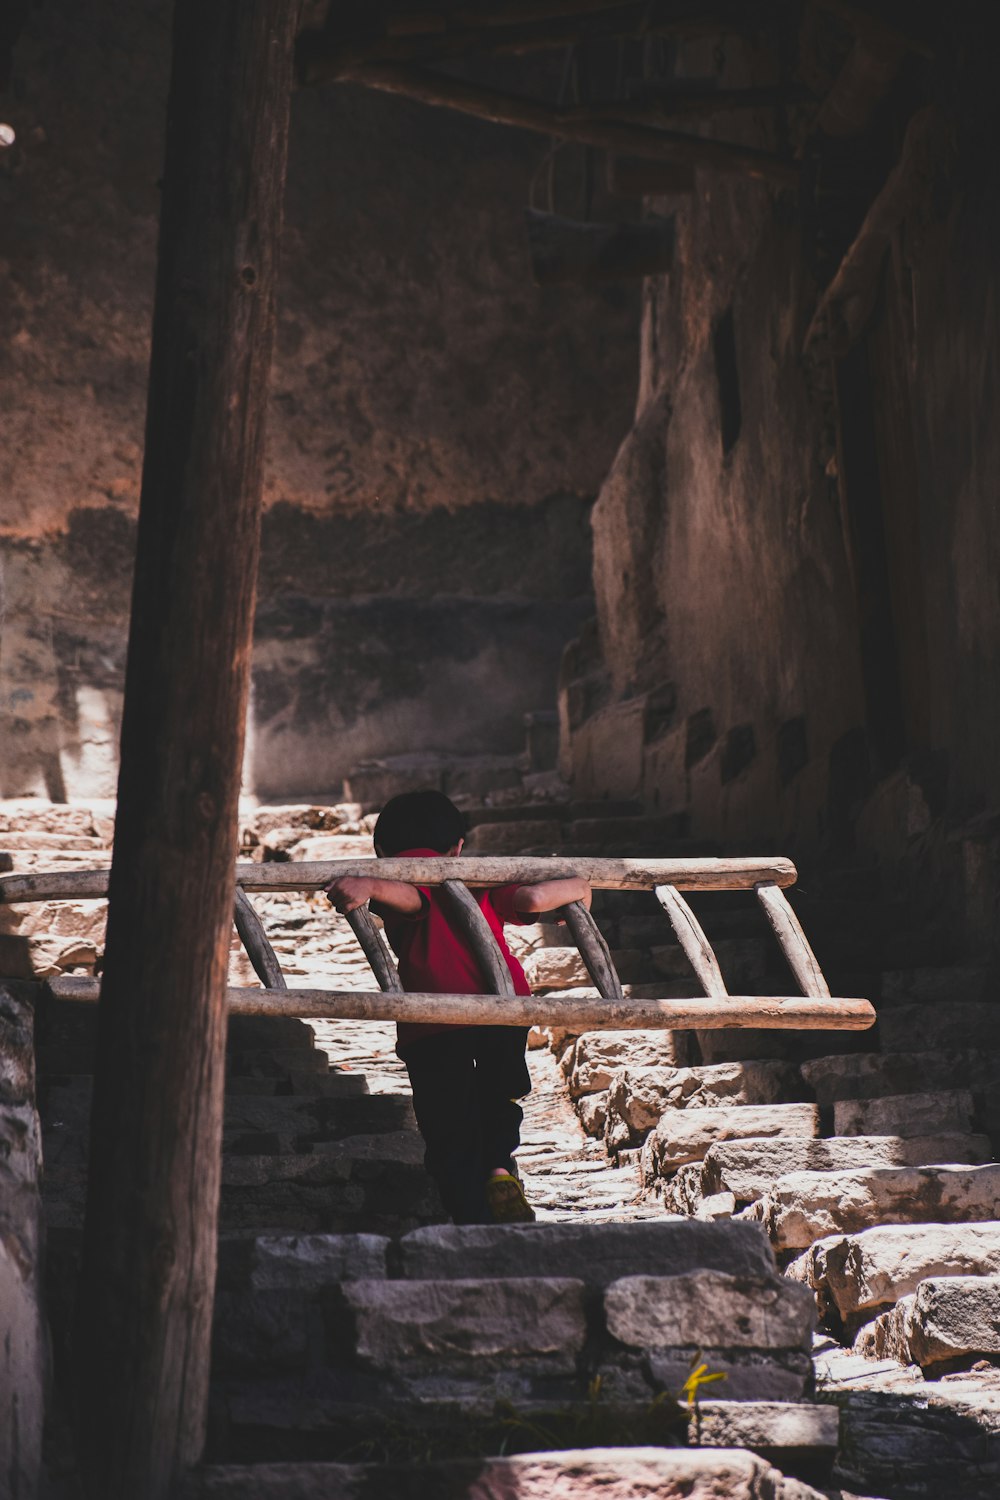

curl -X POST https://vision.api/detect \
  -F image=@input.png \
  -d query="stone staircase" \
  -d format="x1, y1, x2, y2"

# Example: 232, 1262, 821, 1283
5, 793, 1000, 1497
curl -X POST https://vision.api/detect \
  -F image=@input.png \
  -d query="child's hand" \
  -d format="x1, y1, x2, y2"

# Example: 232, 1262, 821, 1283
324, 876, 375, 914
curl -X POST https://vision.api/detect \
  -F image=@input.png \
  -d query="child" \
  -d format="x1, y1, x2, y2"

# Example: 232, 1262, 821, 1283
325, 789, 591, 1225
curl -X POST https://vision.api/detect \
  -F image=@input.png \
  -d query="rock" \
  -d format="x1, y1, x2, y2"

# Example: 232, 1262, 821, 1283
397, 1221, 776, 1287
695, 1192, 737, 1221
646, 1350, 814, 1403
336, 1277, 586, 1373
576, 1092, 608, 1137
878, 1001, 1000, 1054
605, 1270, 815, 1351
567, 1031, 679, 1096
858, 1276, 1000, 1371
605, 1058, 802, 1151
833, 1090, 976, 1139
747, 1165, 1000, 1252
642, 1103, 819, 1175
801, 1049, 1000, 1106
524, 946, 590, 990
181, 1447, 833, 1499
229, 1233, 389, 1291
688, 1399, 840, 1452
464, 820, 564, 854
833, 1388, 1000, 1500
787, 1223, 1000, 1326
698, 1134, 994, 1207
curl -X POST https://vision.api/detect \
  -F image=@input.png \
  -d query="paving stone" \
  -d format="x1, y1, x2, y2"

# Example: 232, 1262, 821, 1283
396, 1221, 776, 1287
698, 1134, 993, 1207
833, 1090, 976, 1139
857, 1276, 1000, 1371
787, 1223, 1000, 1326
688, 1399, 840, 1451
183, 1447, 833, 1499
641, 1103, 819, 1175
747, 1165, 1000, 1251
878, 1001, 1000, 1054
337, 1277, 586, 1373
605, 1270, 815, 1351
605, 1059, 802, 1152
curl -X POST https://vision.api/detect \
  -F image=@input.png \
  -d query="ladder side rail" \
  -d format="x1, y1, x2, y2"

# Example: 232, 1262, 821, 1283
655, 883, 729, 1000
560, 899, 624, 1000
440, 879, 516, 997
755, 881, 832, 1000
233, 885, 287, 991
345, 906, 403, 993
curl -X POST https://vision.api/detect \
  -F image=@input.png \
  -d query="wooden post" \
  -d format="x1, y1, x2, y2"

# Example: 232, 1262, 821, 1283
72, 4, 297, 1497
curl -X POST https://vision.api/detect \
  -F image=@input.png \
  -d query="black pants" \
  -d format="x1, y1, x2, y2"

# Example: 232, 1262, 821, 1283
402, 1026, 531, 1225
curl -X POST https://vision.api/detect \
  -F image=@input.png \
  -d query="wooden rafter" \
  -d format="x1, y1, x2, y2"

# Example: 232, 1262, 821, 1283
302, 61, 797, 183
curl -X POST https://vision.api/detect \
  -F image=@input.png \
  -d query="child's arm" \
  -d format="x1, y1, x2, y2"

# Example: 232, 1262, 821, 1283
324, 876, 423, 917
512, 876, 592, 915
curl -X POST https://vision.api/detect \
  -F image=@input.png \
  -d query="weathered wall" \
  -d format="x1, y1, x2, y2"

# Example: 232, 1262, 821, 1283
562, 26, 1000, 943
0, 1, 637, 799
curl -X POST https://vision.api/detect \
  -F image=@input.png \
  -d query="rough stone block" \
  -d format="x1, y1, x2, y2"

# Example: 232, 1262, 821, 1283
337, 1277, 586, 1372
833, 1387, 1000, 1500
241, 1232, 389, 1291
698, 1134, 993, 1207
688, 1399, 839, 1452
464, 820, 563, 854
787, 1222, 1000, 1325
747, 1165, 1000, 1251
605, 1270, 815, 1351
524, 946, 590, 990
878, 1001, 1000, 1054
182, 1447, 833, 1499
833, 1090, 976, 1139
801, 1048, 1000, 1106
568, 1031, 678, 1097
397, 1220, 776, 1287
881, 966, 989, 1004
646, 1350, 814, 1403
642, 1102, 819, 1174
605, 1058, 801, 1151
858, 1275, 1000, 1371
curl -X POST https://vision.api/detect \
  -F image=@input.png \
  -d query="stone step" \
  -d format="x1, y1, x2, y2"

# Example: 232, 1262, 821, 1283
640, 1103, 820, 1180
832, 1386, 1000, 1500
857, 1274, 1000, 1373
877, 1001, 1000, 1053
181, 1448, 832, 1499
562, 1031, 680, 1098
696, 1134, 994, 1208
394, 1219, 778, 1286
832, 1089, 978, 1139
801, 1048, 1000, 1106
745, 1164, 1000, 1252
786, 1221, 1000, 1331
688, 1400, 840, 1477
605, 1058, 804, 1154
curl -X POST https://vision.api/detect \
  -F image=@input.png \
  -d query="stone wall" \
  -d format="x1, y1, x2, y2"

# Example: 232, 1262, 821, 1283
561, 25, 1000, 946
0, 0, 637, 800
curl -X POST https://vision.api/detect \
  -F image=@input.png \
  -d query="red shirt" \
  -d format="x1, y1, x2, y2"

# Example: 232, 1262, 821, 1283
375, 848, 532, 1055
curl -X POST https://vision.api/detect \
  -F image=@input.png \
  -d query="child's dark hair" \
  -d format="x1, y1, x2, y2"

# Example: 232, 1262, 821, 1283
373, 790, 466, 855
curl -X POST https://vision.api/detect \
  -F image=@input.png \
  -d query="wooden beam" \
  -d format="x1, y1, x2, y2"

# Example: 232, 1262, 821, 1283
655, 883, 729, 1000
0, 855, 800, 905
71, 5, 298, 1498
525, 208, 675, 284
345, 906, 403, 993
299, 5, 752, 76
46, 975, 878, 1031
804, 105, 944, 354
301, 61, 798, 185
560, 899, 624, 1000
441, 879, 516, 995
234, 887, 287, 990
755, 882, 832, 1001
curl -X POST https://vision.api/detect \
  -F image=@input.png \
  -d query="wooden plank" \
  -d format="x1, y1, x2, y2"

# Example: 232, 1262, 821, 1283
233, 886, 287, 990
440, 879, 516, 997
756, 882, 832, 1001
70, 5, 298, 1498
46, 975, 877, 1031
525, 209, 674, 285
655, 884, 729, 1000
344, 906, 402, 994
312, 63, 799, 185
560, 899, 623, 1001
0, 854, 799, 905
